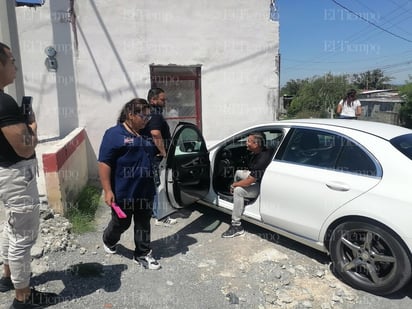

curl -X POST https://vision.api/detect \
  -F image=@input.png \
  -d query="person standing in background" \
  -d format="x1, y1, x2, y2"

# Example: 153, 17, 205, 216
0, 42, 57, 309
141, 88, 177, 226
336, 89, 362, 119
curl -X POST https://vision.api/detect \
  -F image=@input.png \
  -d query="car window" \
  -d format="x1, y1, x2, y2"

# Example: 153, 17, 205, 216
173, 127, 205, 155
335, 140, 377, 176
281, 129, 337, 166
265, 131, 284, 151
390, 133, 412, 160
280, 128, 379, 176
212, 129, 283, 196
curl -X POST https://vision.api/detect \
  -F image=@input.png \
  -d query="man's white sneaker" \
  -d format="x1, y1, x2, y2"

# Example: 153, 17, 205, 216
155, 216, 177, 226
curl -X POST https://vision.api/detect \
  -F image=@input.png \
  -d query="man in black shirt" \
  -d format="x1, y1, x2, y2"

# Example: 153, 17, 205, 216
222, 132, 273, 238
141, 88, 171, 158
140, 88, 177, 226
0, 42, 56, 308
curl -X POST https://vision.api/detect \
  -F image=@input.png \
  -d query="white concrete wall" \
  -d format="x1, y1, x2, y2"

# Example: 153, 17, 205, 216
16, 0, 279, 153
16, 3, 60, 140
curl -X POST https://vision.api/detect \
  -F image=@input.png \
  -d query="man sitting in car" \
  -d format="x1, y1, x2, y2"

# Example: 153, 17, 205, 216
222, 132, 273, 238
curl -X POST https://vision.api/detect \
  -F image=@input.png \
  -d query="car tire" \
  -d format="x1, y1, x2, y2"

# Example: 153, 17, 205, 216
329, 221, 411, 295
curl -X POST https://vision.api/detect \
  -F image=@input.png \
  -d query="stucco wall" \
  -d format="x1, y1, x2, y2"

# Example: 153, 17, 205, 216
16, 0, 279, 153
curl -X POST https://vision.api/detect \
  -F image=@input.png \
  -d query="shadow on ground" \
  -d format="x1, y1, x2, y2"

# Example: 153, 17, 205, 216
31, 262, 127, 305
191, 203, 330, 264
111, 205, 225, 260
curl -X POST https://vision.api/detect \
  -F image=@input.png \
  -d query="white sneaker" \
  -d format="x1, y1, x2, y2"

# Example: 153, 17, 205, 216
134, 251, 161, 270
103, 242, 117, 254
155, 216, 177, 226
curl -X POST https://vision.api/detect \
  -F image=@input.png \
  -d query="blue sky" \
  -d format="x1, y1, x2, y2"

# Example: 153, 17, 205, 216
278, 0, 412, 86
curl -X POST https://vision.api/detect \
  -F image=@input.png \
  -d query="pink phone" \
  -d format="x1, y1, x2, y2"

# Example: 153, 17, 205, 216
111, 202, 127, 219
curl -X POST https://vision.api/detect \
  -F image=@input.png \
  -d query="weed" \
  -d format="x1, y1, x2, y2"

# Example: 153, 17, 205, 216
67, 185, 102, 234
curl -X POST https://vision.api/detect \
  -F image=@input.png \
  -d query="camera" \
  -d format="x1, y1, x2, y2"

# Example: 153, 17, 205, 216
21, 96, 33, 123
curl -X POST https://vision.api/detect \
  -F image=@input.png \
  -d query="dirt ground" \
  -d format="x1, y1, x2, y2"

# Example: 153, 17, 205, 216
1, 203, 412, 308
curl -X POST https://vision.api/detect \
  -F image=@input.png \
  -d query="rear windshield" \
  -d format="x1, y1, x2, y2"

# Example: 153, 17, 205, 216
390, 133, 412, 160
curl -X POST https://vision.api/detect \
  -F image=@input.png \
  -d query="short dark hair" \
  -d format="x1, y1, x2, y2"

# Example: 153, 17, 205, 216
0, 42, 11, 66
147, 87, 165, 102
250, 132, 266, 148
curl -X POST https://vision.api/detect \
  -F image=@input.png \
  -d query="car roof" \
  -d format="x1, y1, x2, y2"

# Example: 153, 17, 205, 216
256, 119, 412, 140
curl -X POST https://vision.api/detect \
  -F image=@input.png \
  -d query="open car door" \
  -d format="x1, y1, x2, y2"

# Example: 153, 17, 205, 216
165, 122, 210, 208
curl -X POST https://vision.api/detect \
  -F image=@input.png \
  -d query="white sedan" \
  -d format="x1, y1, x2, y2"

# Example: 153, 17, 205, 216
160, 119, 412, 295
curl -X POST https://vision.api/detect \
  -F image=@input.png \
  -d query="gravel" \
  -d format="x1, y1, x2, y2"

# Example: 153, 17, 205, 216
1, 202, 412, 309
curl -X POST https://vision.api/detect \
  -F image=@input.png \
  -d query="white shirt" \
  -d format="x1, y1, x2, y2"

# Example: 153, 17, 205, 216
338, 99, 361, 117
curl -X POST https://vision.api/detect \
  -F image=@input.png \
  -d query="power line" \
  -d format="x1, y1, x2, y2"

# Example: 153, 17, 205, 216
347, 1, 412, 44
331, 0, 412, 43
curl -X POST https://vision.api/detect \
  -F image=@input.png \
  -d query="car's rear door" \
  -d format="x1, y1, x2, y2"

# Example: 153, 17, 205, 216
260, 128, 382, 241
164, 122, 211, 208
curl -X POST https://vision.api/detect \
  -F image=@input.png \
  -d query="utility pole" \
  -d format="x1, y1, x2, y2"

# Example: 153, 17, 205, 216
0, 1, 25, 102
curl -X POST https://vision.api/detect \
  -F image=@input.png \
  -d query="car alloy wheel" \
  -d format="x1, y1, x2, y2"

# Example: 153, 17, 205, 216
329, 221, 411, 295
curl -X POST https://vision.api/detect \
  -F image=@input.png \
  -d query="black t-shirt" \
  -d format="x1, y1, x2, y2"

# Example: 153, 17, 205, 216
248, 148, 273, 183
141, 107, 171, 152
0, 91, 33, 166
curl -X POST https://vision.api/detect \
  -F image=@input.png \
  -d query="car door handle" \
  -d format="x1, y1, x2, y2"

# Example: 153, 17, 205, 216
182, 157, 200, 168
189, 168, 203, 176
326, 181, 350, 191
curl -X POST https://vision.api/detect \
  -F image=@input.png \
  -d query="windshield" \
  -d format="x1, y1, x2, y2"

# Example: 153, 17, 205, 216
390, 133, 412, 160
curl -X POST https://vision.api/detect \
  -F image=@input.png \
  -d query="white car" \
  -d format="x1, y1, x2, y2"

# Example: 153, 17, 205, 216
159, 119, 412, 295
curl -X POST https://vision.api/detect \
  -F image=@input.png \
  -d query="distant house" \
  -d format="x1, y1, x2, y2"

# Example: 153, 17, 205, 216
358, 90, 404, 125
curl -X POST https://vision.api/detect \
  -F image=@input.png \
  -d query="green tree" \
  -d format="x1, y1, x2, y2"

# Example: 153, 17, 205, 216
280, 78, 308, 97
352, 69, 392, 90
282, 73, 353, 118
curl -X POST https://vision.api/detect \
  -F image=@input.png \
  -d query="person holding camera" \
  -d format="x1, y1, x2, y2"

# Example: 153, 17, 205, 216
0, 42, 57, 308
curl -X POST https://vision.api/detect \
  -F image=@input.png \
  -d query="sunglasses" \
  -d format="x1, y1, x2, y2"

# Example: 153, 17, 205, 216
135, 113, 151, 122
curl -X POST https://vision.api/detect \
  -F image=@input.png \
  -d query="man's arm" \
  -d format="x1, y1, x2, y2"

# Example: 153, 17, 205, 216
150, 129, 166, 157
232, 175, 257, 189
234, 149, 272, 190
1, 121, 37, 158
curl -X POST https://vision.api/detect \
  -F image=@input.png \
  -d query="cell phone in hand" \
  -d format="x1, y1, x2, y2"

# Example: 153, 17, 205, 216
21, 96, 33, 123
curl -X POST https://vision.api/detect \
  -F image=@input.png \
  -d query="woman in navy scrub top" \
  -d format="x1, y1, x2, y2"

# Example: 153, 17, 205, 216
98, 98, 161, 270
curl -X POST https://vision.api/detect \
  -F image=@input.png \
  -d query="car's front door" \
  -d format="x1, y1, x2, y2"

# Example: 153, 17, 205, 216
165, 122, 211, 208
